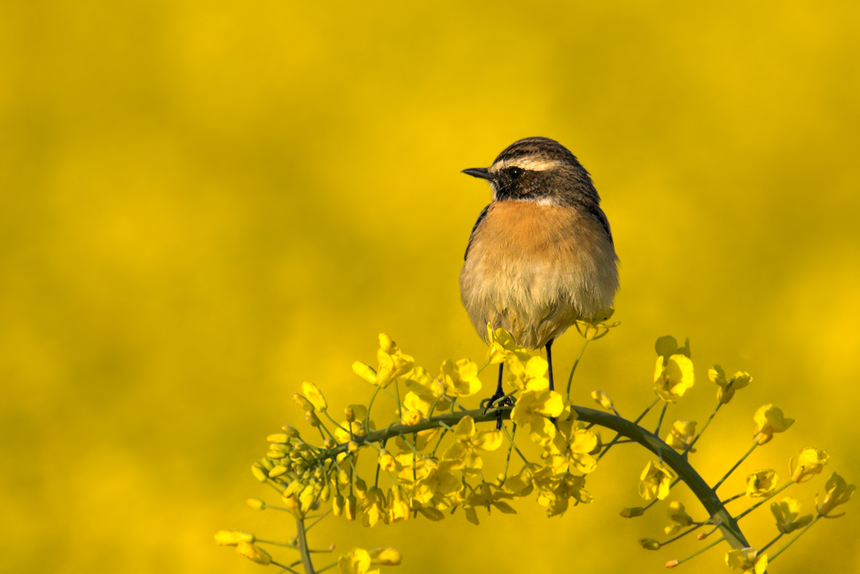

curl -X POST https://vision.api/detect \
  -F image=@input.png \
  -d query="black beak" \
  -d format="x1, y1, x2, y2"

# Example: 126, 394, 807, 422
461, 167, 494, 181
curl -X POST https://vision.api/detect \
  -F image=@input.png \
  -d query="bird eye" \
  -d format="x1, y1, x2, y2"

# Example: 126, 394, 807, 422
509, 166, 524, 178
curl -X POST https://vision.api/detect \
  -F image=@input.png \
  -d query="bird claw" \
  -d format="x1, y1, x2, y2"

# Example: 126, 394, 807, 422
482, 393, 515, 430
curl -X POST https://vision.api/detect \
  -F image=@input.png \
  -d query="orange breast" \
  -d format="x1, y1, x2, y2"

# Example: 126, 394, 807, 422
459, 201, 618, 348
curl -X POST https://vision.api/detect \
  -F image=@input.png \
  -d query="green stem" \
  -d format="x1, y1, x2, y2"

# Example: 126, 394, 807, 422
597, 397, 659, 462
270, 562, 302, 574
683, 401, 722, 458
565, 339, 590, 401
502, 423, 529, 464
713, 442, 758, 491
654, 402, 669, 435
720, 492, 746, 505
295, 518, 316, 574
661, 522, 705, 546
365, 386, 381, 432
322, 405, 751, 551
672, 536, 725, 566
304, 509, 332, 533
758, 532, 783, 554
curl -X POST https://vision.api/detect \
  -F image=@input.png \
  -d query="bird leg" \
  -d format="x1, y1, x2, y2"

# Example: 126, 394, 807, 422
481, 363, 508, 429
546, 339, 555, 391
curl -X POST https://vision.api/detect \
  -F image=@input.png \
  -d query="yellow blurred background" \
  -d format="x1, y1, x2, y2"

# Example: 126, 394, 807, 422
2, 1, 859, 572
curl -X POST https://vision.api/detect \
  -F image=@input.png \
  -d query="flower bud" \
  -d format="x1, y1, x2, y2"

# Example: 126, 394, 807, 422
246, 498, 266, 511
214, 530, 254, 546
344, 407, 355, 422
333, 492, 345, 516
345, 494, 357, 521
236, 541, 272, 565
251, 464, 268, 483
620, 506, 645, 518
591, 390, 614, 411
268, 465, 288, 478
305, 411, 321, 427
320, 483, 331, 502
283, 494, 305, 519
639, 539, 661, 551
323, 438, 337, 449
379, 333, 395, 352
293, 393, 314, 412
283, 425, 301, 438
348, 441, 359, 453
354, 478, 368, 499
267, 433, 290, 444
352, 362, 378, 385
283, 479, 303, 497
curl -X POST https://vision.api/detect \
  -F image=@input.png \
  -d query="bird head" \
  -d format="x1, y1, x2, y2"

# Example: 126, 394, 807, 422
462, 137, 599, 207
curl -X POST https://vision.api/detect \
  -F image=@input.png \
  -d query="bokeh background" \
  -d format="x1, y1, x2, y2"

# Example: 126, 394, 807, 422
2, 1, 859, 572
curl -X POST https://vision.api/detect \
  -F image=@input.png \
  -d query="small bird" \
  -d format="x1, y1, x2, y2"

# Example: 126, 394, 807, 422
460, 137, 619, 410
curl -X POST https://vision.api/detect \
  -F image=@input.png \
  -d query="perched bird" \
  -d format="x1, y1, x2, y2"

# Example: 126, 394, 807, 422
459, 137, 619, 409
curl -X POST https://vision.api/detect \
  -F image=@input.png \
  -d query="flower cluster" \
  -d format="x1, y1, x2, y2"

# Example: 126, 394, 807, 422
217, 327, 853, 574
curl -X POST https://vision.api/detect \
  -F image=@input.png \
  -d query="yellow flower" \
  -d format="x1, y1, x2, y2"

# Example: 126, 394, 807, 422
709, 365, 752, 404
334, 404, 372, 443
439, 359, 482, 397
664, 501, 694, 535
464, 481, 518, 517
339, 548, 380, 574
639, 460, 677, 501
377, 450, 397, 473
725, 548, 767, 574
500, 465, 535, 497
387, 486, 410, 523
574, 309, 620, 340
409, 458, 462, 505
817, 472, 856, 517
591, 390, 615, 412
361, 486, 388, 527
653, 354, 694, 402
400, 409, 421, 426
375, 334, 415, 387
506, 355, 551, 391
404, 366, 450, 413
510, 389, 564, 446
771, 497, 813, 533
236, 541, 272, 565
368, 548, 402, 566
394, 428, 441, 453
214, 530, 254, 546
791, 448, 829, 483
486, 324, 534, 365
746, 469, 778, 498
301, 381, 328, 411
753, 404, 794, 444
665, 420, 697, 453
532, 469, 592, 517
442, 415, 503, 474
546, 426, 598, 475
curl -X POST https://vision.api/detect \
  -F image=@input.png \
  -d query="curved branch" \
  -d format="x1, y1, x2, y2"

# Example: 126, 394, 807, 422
323, 404, 750, 550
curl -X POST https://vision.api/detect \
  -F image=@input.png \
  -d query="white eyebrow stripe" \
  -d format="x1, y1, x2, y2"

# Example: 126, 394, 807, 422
489, 157, 564, 172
